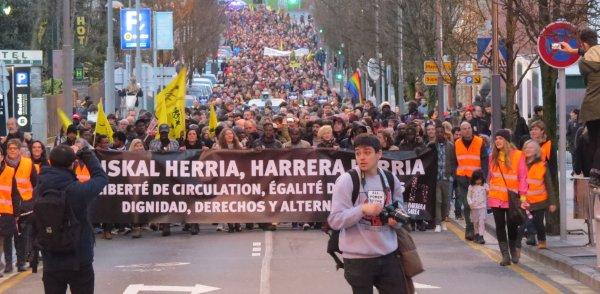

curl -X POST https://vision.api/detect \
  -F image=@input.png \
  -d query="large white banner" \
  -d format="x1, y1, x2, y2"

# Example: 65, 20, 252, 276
263, 47, 310, 57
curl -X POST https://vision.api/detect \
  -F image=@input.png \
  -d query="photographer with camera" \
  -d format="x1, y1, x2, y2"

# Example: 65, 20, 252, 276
33, 139, 108, 293
328, 134, 409, 294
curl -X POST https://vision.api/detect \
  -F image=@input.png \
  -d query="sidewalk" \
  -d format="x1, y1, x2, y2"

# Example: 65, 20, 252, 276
452, 174, 600, 291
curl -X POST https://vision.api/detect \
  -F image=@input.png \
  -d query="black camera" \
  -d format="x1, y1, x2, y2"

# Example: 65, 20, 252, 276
379, 201, 410, 225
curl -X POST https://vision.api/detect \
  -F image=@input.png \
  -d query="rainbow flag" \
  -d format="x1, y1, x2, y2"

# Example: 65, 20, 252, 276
346, 70, 363, 104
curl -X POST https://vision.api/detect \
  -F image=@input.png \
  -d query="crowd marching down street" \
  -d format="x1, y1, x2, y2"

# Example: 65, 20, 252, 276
1, 3, 600, 294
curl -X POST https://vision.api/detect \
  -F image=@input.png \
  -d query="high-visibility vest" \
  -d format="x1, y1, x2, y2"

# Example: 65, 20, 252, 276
488, 150, 523, 202
14, 157, 34, 201
455, 136, 483, 178
0, 165, 16, 215
74, 161, 90, 183
540, 140, 551, 162
33, 160, 48, 174
526, 161, 548, 204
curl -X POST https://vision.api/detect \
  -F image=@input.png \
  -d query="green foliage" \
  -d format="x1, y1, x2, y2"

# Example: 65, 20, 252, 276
0, 0, 37, 49
43, 78, 63, 95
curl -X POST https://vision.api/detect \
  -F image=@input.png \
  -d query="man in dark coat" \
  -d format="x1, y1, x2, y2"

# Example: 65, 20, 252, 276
35, 142, 108, 293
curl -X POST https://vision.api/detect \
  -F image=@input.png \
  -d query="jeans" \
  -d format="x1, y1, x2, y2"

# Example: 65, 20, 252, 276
43, 264, 94, 294
343, 253, 407, 294
3, 232, 26, 266
456, 176, 473, 232
492, 208, 519, 243
435, 180, 451, 225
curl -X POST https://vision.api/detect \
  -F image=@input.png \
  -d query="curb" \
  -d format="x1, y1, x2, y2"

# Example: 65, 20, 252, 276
479, 221, 600, 291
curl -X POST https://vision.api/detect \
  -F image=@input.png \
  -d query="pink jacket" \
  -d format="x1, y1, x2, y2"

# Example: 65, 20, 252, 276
487, 151, 528, 209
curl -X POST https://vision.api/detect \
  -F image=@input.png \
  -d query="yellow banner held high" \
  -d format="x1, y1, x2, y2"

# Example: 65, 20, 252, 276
155, 67, 187, 139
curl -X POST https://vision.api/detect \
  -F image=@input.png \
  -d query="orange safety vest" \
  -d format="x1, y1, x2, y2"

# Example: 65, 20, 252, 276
74, 161, 90, 183
0, 165, 16, 215
540, 140, 551, 162
488, 150, 523, 202
526, 161, 548, 204
14, 157, 34, 201
455, 136, 484, 178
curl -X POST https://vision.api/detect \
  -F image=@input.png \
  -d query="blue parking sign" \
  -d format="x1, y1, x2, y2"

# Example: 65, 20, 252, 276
120, 8, 152, 50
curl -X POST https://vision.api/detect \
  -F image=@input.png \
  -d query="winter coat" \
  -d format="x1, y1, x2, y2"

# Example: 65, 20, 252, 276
35, 150, 108, 271
578, 45, 600, 123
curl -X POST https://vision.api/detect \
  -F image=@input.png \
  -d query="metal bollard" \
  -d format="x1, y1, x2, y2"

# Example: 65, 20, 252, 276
594, 191, 600, 268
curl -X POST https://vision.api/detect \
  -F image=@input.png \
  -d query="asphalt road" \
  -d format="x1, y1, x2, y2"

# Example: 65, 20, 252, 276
1, 222, 595, 294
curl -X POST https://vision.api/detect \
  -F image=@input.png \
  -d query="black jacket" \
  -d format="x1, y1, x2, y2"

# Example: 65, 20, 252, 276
35, 150, 108, 271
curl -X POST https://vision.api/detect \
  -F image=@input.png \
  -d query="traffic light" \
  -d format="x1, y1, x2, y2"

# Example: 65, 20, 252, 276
337, 49, 342, 55
319, 28, 323, 34
335, 72, 343, 81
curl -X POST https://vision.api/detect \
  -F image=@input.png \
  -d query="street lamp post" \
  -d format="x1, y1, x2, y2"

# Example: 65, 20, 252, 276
135, 0, 144, 110
105, 0, 116, 114
435, 0, 444, 118
491, 0, 502, 134
63, 0, 73, 115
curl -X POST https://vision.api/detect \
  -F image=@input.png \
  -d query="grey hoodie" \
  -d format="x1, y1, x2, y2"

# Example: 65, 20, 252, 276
327, 167, 405, 259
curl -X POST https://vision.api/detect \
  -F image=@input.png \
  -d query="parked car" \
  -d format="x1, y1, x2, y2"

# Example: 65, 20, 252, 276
201, 74, 218, 84
187, 85, 212, 105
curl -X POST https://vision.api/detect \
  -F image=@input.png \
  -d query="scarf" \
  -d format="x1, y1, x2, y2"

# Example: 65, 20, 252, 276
5, 156, 21, 168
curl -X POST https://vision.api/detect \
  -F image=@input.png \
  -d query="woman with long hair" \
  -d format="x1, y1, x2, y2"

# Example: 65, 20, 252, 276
377, 130, 399, 151
487, 130, 528, 266
213, 128, 243, 232
180, 129, 204, 151
522, 140, 557, 249
129, 139, 146, 238
29, 140, 49, 173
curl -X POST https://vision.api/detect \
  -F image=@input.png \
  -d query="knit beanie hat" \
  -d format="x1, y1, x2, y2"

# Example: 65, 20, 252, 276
494, 129, 512, 143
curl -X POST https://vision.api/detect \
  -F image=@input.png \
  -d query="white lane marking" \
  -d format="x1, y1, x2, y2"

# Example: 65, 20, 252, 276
123, 283, 220, 294
253, 242, 262, 246
259, 231, 273, 294
115, 262, 190, 272
414, 282, 441, 289
252, 253, 261, 257
253, 247, 262, 252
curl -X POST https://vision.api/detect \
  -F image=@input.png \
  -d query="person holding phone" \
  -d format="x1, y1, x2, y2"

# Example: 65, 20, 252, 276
560, 28, 600, 191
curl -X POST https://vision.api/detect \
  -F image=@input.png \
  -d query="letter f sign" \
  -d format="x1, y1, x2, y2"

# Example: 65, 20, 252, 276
126, 11, 138, 31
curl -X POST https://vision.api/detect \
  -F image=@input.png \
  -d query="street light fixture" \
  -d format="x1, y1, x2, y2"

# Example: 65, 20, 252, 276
2, 5, 11, 16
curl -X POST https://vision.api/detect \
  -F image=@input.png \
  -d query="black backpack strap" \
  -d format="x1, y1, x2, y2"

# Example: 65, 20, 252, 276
383, 170, 395, 194
348, 169, 360, 205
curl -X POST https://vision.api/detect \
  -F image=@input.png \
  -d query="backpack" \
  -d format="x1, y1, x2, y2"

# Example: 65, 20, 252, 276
325, 169, 395, 270
32, 183, 81, 254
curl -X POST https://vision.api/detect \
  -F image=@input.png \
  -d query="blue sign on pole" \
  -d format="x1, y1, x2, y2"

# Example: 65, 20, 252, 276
155, 12, 174, 50
476, 37, 508, 68
120, 8, 152, 50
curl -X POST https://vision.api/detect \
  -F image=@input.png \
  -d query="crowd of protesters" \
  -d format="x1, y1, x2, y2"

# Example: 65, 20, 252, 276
2, 6, 596, 274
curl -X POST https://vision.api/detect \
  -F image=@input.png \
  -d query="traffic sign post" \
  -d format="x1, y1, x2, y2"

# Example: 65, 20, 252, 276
120, 8, 152, 50
537, 20, 580, 241
423, 73, 450, 86
424, 60, 451, 73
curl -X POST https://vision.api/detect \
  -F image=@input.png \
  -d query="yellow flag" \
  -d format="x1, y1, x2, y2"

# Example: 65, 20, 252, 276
209, 102, 218, 136
95, 100, 114, 143
155, 67, 187, 139
57, 109, 72, 132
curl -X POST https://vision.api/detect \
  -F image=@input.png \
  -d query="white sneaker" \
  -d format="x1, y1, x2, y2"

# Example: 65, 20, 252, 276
216, 224, 224, 231
441, 223, 448, 231
434, 225, 442, 233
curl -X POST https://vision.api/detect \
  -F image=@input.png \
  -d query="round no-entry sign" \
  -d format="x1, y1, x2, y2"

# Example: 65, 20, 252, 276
537, 21, 580, 69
